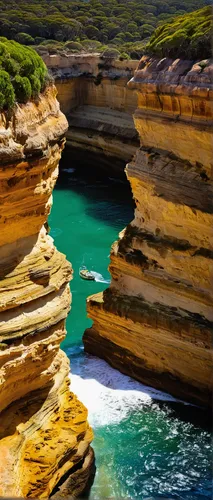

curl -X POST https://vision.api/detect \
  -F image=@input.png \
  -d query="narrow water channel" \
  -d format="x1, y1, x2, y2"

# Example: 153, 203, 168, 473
49, 155, 212, 500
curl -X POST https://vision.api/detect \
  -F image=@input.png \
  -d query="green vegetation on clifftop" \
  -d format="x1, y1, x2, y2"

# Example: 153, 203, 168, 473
0, 0, 211, 58
146, 6, 212, 58
0, 38, 47, 110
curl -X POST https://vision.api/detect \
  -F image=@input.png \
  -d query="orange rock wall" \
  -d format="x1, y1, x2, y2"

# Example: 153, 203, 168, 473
43, 54, 138, 116
44, 54, 139, 168
84, 57, 213, 407
0, 86, 93, 497
56, 76, 137, 116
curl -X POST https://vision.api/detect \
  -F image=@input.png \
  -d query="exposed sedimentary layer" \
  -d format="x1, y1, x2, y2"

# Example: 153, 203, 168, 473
0, 86, 93, 497
84, 57, 213, 408
66, 105, 138, 175
44, 54, 139, 172
43, 54, 138, 113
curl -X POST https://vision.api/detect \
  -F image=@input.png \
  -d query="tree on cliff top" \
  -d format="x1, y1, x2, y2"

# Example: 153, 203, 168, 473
0, 38, 48, 110
0, 0, 211, 51
146, 6, 212, 59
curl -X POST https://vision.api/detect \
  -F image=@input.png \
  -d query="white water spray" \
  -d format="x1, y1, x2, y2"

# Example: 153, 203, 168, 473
70, 354, 184, 429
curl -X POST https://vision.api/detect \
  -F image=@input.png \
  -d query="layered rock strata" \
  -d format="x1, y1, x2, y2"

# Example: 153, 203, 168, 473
84, 57, 213, 408
44, 54, 139, 174
0, 86, 93, 497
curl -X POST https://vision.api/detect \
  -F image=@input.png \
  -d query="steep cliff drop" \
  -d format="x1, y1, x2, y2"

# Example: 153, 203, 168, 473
83, 56, 213, 408
44, 54, 139, 176
0, 85, 93, 497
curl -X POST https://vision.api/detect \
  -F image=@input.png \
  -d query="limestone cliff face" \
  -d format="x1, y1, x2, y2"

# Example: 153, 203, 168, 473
0, 86, 93, 498
83, 57, 213, 408
44, 54, 139, 173
43, 54, 138, 115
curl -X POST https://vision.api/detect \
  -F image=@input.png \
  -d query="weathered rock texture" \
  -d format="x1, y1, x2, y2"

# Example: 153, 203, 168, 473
44, 54, 139, 173
0, 86, 93, 497
84, 57, 213, 408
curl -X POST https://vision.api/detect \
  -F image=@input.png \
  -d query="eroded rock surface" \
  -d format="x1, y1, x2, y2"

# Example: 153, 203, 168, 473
44, 54, 139, 174
84, 57, 213, 408
0, 86, 93, 497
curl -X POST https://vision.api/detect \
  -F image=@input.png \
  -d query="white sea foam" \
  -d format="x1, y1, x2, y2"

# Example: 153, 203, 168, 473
90, 271, 110, 284
70, 354, 184, 429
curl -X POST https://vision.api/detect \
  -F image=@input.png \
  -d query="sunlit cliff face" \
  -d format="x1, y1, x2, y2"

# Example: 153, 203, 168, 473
84, 57, 213, 408
43, 54, 139, 174
0, 86, 93, 498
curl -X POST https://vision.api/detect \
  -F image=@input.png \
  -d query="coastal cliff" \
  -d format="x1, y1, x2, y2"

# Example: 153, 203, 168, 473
44, 54, 139, 174
0, 85, 93, 497
83, 56, 213, 407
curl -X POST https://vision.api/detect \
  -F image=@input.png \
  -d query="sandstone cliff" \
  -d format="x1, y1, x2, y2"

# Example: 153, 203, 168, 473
44, 54, 139, 174
84, 57, 213, 408
0, 86, 93, 497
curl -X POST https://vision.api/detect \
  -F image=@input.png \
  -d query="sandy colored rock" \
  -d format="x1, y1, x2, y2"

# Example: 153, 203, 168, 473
0, 86, 93, 497
44, 55, 139, 173
84, 57, 213, 407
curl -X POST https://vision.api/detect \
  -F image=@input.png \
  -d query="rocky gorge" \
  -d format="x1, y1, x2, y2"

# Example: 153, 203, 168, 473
44, 53, 139, 175
0, 85, 93, 497
83, 56, 213, 408
0, 28, 212, 499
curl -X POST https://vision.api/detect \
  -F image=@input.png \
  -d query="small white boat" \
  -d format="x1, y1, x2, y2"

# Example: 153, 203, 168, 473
79, 268, 95, 280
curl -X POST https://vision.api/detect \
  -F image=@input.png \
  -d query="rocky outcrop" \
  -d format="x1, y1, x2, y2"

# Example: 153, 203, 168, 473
44, 54, 139, 174
84, 57, 213, 408
0, 86, 93, 497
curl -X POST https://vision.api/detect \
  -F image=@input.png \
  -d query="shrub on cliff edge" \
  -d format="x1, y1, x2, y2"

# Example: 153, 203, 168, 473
101, 48, 121, 59
146, 6, 212, 59
64, 41, 84, 51
13, 75, 32, 103
0, 70, 15, 109
0, 38, 48, 110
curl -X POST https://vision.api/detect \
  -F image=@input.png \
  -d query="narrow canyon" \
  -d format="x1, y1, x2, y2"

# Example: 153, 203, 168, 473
44, 53, 139, 176
0, 36, 212, 499
45, 52, 212, 407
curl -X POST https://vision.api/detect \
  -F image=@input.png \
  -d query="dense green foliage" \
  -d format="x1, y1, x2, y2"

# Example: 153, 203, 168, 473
0, 38, 48, 109
0, 4, 210, 112
0, 0, 211, 55
147, 6, 212, 58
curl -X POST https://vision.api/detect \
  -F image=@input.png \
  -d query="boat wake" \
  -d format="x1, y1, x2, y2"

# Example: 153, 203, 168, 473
90, 271, 110, 284
79, 255, 110, 284
70, 353, 183, 429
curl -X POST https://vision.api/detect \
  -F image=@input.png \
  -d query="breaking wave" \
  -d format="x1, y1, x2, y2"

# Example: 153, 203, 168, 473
69, 353, 184, 429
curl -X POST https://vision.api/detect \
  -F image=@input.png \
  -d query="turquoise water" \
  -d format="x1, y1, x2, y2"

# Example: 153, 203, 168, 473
49, 161, 212, 500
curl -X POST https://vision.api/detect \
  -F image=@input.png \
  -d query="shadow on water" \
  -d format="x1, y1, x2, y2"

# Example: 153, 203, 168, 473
56, 154, 135, 229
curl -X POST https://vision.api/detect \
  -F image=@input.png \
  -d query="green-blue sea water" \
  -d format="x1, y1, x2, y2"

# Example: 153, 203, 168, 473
49, 160, 212, 500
